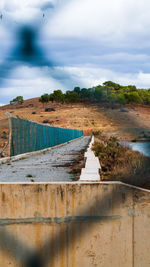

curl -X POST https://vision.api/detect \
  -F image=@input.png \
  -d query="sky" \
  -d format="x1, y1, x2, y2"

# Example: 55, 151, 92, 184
1, 0, 150, 104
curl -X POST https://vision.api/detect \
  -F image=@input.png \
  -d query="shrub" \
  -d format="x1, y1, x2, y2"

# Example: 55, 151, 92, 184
73, 87, 81, 94
65, 91, 80, 103
39, 94, 49, 104
94, 86, 106, 101
116, 94, 127, 104
43, 119, 50, 123
124, 91, 142, 104
45, 108, 55, 112
49, 90, 65, 103
93, 136, 120, 172
92, 133, 150, 189
10, 96, 24, 104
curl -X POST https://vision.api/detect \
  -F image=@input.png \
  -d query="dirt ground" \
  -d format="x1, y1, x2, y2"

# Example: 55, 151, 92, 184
0, 98, 150, 156
99, 104, 150, 141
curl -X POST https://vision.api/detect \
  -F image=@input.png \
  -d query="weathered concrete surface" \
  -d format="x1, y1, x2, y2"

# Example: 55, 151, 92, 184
0, 183, 149, 266
0, 136, 90, 182
80, 136, 101, 181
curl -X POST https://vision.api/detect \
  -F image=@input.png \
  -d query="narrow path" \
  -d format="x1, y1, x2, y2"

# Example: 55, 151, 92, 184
0, 136, 90, 182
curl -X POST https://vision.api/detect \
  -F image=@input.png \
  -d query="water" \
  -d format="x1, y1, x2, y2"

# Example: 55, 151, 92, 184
125, 142, 150, 157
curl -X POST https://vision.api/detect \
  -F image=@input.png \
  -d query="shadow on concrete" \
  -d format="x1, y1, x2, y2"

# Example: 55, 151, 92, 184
0, 182, 147, 266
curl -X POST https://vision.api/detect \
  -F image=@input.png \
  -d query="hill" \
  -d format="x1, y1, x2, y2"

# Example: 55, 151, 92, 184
0, 97, 150, 157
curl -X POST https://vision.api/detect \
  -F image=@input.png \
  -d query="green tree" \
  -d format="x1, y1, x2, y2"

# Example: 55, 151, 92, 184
103, 81, 121, 91
123, 85, 137, 93
65, 91, 80, 103
73, 87, 81, 94
49, 90, 65, 103
39, 94, 49, 105
80, 88, 93, 99
94, 85, 107, 101
124, 92, 142, 104
116, 94, 127, 104
10, 96, 24, 104
138, 89, 150, 104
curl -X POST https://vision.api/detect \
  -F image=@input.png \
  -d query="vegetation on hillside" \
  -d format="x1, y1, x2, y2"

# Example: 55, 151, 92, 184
92, 132, 150, 189
10, 96, 24, 105
39, 81, 150, 105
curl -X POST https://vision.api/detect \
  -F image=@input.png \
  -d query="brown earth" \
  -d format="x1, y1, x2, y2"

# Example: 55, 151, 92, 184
0, 98, 150, 156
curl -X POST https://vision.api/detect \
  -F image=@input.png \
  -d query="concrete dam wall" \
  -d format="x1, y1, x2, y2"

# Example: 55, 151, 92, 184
0, 182, 149, 266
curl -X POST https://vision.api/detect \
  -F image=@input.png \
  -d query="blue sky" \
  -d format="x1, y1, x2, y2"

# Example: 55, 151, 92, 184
1, 0, 150, 105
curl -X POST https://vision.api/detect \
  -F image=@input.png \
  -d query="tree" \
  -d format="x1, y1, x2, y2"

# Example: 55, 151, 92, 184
80, 88, 92, 99
49, 93, 54, 102
124, 92, 142, 104
103, 81, 121, 91
39, 94, 49, 105
65, 91, 80, 103
50, 90, 65, 103
94, 85, 106, 101
73, 87, 81, 94
127, 85, 137, 92
10, 96, 24, 104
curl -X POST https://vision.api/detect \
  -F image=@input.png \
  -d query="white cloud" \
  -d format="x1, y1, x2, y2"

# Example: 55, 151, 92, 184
58, 66, 150, 89
97, 53, 149, 63
1, 0, 150, 48
0, 66, 64, 100
0, 25, 13, 60
1, 65, 150, 105
47, 0, 150, 47
0, 0, 54, 21
1, 0, 150, 104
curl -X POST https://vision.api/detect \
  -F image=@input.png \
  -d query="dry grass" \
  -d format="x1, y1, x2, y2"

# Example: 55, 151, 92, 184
1, 97, 150, 159
1, 98, 150, 139
93, 132, 150, 189
0, 99, 109, 131
69, 148, 87, 180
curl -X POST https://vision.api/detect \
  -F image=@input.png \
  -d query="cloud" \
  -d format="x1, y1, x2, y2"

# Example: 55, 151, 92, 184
0, 65, 63, 100
47, 0, 150, 48
56, 66, 150, 89
0, 0, 54, 22
1, 0, 150, 49
1, 0, 150, 105
41, 2, 54, 11
0, 25, 13, 61
1, 65, 150, 105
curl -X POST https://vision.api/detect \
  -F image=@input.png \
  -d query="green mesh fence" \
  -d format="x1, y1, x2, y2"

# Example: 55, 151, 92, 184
10, 117, 83, 156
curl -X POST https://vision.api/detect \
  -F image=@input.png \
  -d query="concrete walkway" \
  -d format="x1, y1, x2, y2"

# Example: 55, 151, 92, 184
80, 136, 101, 181
0, 136, 90, 182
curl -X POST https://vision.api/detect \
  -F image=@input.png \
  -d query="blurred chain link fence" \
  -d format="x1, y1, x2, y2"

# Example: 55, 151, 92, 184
10, 117, 83, 156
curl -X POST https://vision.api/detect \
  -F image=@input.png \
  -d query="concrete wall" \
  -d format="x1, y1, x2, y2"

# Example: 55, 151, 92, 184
0, 182, 149, 266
